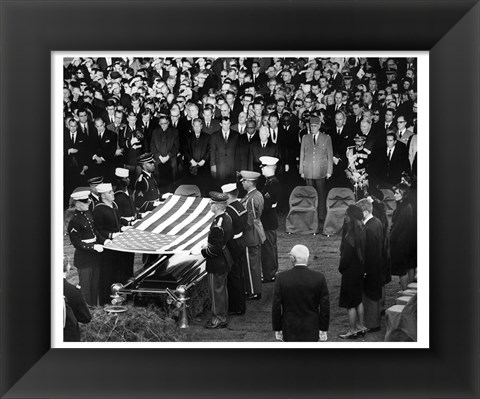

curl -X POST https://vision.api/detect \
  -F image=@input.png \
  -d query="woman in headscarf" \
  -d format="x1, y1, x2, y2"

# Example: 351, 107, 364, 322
338, 205, 367, 339
390, 183, 414, 292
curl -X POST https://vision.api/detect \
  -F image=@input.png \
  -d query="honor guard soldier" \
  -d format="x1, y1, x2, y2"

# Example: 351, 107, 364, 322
63, 255, 91, 342
113, 167, 136, 279
240, 170, 266, 300
221, 183, 248, 316
86, 175, 103, 211
259, 156, 280, 282
133, 152, 161, 213
192, 192, 233, 329
67, 187, 107, 306
93, 183, 127, 305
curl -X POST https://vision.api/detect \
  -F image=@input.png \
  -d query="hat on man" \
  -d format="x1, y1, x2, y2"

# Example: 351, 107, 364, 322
70, 187, 91, 201
239, 170, 261, 181
208, 191, 228, 204
115, 167, 129, 178
265, 66, 275, 73
129, 76, 142, 87
353, 133, 366, 142
96, 183, 113, 194
86, 176, 104, 185
137, 152, 155, 164
221, 183, 237, 194
110, 71, 122, 80
259, 156, 279, 167
343, 71, 352, 78
309, 116, 321, 125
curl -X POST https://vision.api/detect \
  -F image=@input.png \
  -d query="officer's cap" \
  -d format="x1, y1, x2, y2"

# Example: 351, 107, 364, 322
239, 170, 261, 181
115, 167, 129, 178
70, 187, 91, 201
309, 116, 321, 125
208, 191, 228, 204
259, 156, 279, 167
96, 183, 113, 194
137, 152, 155, 164
353, 133, 366, 142
86, 176, 104, 185
221, 183, 237, 194
110, 71, 122, 80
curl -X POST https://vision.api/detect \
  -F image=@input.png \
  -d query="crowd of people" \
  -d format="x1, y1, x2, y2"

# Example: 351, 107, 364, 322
63, 56, 418, 341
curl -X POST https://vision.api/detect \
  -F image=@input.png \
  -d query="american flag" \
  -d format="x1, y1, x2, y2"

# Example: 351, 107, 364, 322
104, 195, 213, 254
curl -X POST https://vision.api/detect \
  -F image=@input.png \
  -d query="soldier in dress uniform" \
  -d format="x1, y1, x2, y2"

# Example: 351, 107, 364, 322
346, 133, 371, 199
113, 167, 136, 280
192, 192, 233, 329
67, 187, 107, 306
259, 156, 280, 283
133, 153, 161, 213
63, 255, 91, 342
93, 183, 128, 304
86, 175, 103, 211
240, 170, 266, 300
221, 183, 248, 316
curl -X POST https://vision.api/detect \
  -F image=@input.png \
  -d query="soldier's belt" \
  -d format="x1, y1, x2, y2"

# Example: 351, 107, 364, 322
81, 238, 96, 244
233, 232, 243, 239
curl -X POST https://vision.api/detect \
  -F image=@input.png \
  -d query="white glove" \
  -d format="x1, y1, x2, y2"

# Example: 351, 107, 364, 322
93, 244, 104, 253
121, 226, 132, 232
285, 164, 289, 172
190, 247, 202, 256
319, 331, 328, 342
275, 331, 283, 341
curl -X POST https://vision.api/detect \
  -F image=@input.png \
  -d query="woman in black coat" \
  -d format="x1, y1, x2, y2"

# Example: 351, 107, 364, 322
338, 205, 367, 339
390, 183, 414, 292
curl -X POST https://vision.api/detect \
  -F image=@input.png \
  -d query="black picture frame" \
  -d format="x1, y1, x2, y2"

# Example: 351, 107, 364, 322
1, 1, 479, 398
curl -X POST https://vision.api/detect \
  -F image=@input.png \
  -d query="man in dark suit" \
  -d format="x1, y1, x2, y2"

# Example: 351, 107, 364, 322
357, 198, 384, 333
201, 105, 221, 135
209, 116, 240, 189
87, 118, 117, 183
235, 119, 259, 172
150, 115, 179, 192
77, 108, 96, 138
251, 61, 267, 92
328, 110, 352, 188
272, 244, 330, 342
378, 131, 410, 188
248, 126, 281, 172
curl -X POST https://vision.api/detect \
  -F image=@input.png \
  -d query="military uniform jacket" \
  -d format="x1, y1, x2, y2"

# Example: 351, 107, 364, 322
299, 133, 334, 179
241, 188, 266, 246
261, 176, 280, 231
68, 210, 105, 269
201, 212, 234, 274
114, 189, 136, 225
93, 202, 122, 241
346, 145, 371, 174
133, 170, 160, 212
225, 200, 247, 257
64, 278, 91, 342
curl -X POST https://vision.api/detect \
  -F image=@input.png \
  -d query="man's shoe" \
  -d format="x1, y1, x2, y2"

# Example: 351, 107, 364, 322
246, 294, 261, 300
204, 320, 228, 329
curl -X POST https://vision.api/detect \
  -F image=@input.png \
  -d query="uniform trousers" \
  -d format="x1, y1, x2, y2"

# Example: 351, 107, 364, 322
99, 249, 118, 306
305, 178, 327, 221
244, 245, 262, 295
261, 229, 278, 281
208, 272, 228, 323
112, 252, 134, 285
362, 291, 381, 329
77, 266, 100, 307
227, 241, 246, 313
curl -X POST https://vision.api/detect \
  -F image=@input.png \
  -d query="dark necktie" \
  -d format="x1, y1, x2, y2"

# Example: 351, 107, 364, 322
71, 133, 75, 143
337, 128, 341, 135
388, 149, 392, 160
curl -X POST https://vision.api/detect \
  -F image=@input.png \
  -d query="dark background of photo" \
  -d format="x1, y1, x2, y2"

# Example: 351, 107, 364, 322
1, 1, 479, 398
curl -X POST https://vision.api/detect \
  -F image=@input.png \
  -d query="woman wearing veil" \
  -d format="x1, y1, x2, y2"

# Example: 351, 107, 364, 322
338, 205, 367, 339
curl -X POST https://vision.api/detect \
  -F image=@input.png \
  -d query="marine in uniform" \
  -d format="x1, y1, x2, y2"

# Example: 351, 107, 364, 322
259, 156, 280, 282
67, 187, 106, 306
133, 153, 161, 213
93, 183, 127, 305
221, 183, 247, 315
194, 192, 233, 329
64, 255, 91, 342
240, 170, 266, 300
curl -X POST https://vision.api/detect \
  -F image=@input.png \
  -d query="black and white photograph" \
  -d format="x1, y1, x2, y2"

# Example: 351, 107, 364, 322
55, 53, 428, 347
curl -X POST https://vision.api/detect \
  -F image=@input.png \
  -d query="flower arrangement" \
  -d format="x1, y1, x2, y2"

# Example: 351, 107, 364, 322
345, 166, 369, 200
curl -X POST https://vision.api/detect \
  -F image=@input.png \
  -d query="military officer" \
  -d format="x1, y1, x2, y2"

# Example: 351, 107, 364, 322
67, 187, 107, 306
240, 170, 266, 300
346, 133, 371, 199
259, 156, 280, 282
133, 152, 161, 213
64, 255, 92, 342
192, 192, 233, 329
221, 183, 248, 316
86, 175, 103, 211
